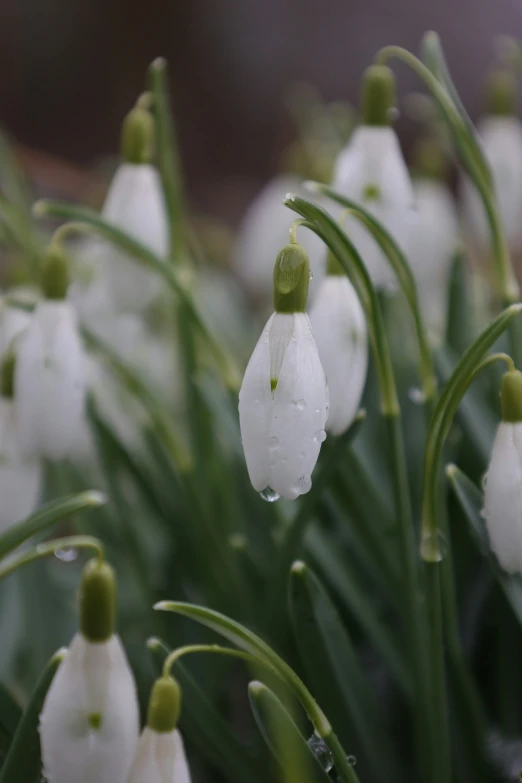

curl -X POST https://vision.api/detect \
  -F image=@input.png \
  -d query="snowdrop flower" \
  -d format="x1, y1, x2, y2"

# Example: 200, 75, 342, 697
40, 558, 139, 783
0, 300, 31, 358
126, 676, 191, 783
239, 242, 328, 501
331, 65, 415, 288
100, 101, 168, 312
0, 352, 41, 531
484, 369, 522, 574
409, 139, 459, 342
234, 174, 326, 306
461, 69, 522, 255
309, 254, 368, 435
15, 245, 86, 461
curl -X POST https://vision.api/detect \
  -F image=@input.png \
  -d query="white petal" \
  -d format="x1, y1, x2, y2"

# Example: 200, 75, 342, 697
234, 174, 326, 304
268, 313, 294, 383
126, 728, 191, 783
0, 398, 41, 530
15, 302, 86, 460
238, 315, 274, 492
332, 126, 415, 288
309, 276, 368, 435
269, 313, 328, 499
0, 304, 31, 357
484, 422, 522, 574
101, 164, 168, 311
40, 633, 139, 783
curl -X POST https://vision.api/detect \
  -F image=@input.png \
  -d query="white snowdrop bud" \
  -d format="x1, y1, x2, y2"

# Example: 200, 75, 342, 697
484, 370, 522, 574
126, 676, 191, 783
309, 255, 368, 435
0, 352, 41, 531
239, 243, 328, 501
461, 69, 522, 255
15, 246, 86, 461
234, 174, 326, 306
331, 66, 415, 289
99, 102, 168, 312
39, 559, 139, 783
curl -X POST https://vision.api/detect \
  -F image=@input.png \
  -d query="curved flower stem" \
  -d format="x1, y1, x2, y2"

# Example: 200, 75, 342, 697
0, 535, 104, 581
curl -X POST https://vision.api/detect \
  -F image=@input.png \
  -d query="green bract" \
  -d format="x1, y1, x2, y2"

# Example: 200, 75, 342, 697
273, 242, 310, 313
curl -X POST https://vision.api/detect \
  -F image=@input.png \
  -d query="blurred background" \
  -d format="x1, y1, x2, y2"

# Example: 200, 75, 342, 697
1, 0, 521, 225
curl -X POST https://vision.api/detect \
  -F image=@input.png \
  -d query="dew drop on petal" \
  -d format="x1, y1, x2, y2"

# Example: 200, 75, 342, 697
408, 387, 426, 405
291, 399, 307, 411
267, 436, 279, 450
481, 473, 488, 492
313, 429, 327, 443
299, 451, 305, 458
55, 547, 79, 563
307, 734, 334, 772
420, 530, 448, 563
347, 755, 357, 766
260, 486, 280, 503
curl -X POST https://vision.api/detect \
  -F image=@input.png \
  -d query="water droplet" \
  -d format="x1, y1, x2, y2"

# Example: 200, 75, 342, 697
295, 475, 312, 494
267, 436, 279, 450
315, 407, 320, 413
55, 547, 78, 563
307, 734, 334, 772
260, 486, 280, 503
481, 473, 488, 491
408, 387, 426, 405
313, 429, 327, 443
347, 755, 357, 766
291, 399, 307, 411
309, 272, 314, 281
299, 451, 305, 458
420, 530, 448, 563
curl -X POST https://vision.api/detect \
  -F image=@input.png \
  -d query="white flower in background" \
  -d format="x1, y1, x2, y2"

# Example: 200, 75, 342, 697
0, 353, 41, 531
0, 300, 31, 358
409, 140, 459, 342
309, 260, 368, 435
331, 65, 415, 288
100, 102, 168, 312
40, 560, 139, 783
234, 174, 327, 306
239, 242, 328, 501
461, 69, 522, 255
484, 370, 522, 574
127, 677, 191, 783
15, 245, 86, 461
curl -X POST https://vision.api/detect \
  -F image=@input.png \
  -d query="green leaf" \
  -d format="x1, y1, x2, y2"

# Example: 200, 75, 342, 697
445, 246, 475, 355
248, 681, 331, 782
447, 464, 522, 624
289, 561, 398, 782
0, 683, 21, 755
0, 491, 106, 562
0, 647, 66, 783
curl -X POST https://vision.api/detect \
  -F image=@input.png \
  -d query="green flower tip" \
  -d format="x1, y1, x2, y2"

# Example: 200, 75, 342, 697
485, 68, 517, 116
121, 103, 155, 164
361, 65, 396, 127
411, 137, 449, 180
501, 369, 522, 422
0, 351, 16, 399
147, 676, 181, 733
79, 558, 116, 643
326, 251, 343, 276
41, 245, 69, 300
273, 243, 310, 313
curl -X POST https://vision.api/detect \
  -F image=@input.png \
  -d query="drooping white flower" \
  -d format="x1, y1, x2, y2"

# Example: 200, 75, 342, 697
239, 243, 328, 500
331, 66, 415, 288
484, 370, 522, 574
40, 559, 139, 783
309, 268, 368, 436
0, 300, 31, 358
0, 395, 41, 531
234, 174, 326, 305
126, 728, 191, 783
410, 177, 459, 341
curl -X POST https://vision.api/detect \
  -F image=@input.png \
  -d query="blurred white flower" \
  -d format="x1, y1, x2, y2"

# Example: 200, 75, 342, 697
15, 300, 86, 460
0, 301, 31, 358
309, 273, 368, 435
0, 395, 41, 531
126, 728, 191, 783
101, 163, 168, 312
40, 632, 139, 783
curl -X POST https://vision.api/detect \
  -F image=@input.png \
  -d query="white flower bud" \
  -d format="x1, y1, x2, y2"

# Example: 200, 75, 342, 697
126, 728, 191, 783
39, 632, 139, 783
0, 396, 41, 530
100, 164, 168, 312
309, 274, 368, 435
484, 370, 522, 573
331, 125, 415, 289
15, 300, 86, 460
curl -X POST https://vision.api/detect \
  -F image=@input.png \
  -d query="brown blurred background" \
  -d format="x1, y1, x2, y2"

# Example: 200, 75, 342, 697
0, 0, 520, 224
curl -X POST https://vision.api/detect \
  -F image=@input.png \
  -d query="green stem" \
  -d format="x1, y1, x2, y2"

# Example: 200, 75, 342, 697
0, 535, 104, 581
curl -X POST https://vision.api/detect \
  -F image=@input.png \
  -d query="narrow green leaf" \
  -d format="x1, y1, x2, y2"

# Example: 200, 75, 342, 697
0, 683, 21, 755
445, 246, 475, 355
248, 680, 331, 782
447, 464, 522, 624
0, 647, 66, 783
289, 561, 398, 781
0, 491, 106, 562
